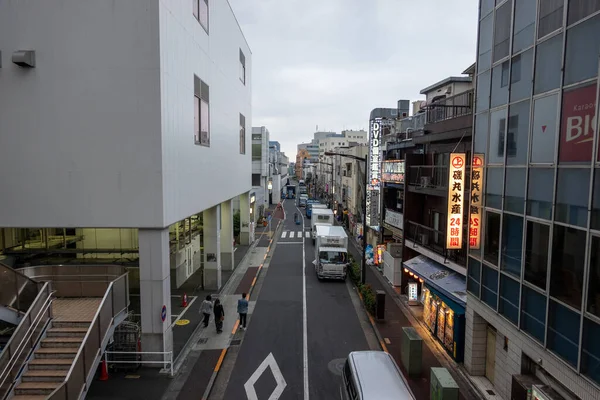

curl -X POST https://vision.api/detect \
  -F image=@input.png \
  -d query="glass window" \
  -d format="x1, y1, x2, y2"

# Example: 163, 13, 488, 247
527, 168, 554, 220
530, 94, 559, 163
506, 101, 530, 165
559, 83, 597, 164
481, 0, 494, 18
501, 214, 523, 278
481, 265, 499, 310
534, 34, 563, 95
568, 0, 600, 26
524, 221, 550, 290
521, 285, 547, 343
565, 15, 600, 85
581, 317, 600, 386
592, 170, 600, 230
547, 299, 580, 367
550, 225, 586, 309
555, 168, 590, 227
198, 0, 209, 32
499, 274, 520, 325
468, 257, 481, 296
484, 211, 501, 265
491, 62, 509, 108
194, 96, 200, 144
239, 49, 246, 84
478, 13, 494, 72
474, 113, 489, 155
510, 50, 533, 102
476, 71, 491, 112
493, 2, 512, 62
252, 173, 260, 186
489, 108, 507, 164
485, 167, 503, 210
513, 0, 536, 52
587, 237, 600, 318
252, 144, 262, 161
505, 168, 526, 214
538, 0, 564, 38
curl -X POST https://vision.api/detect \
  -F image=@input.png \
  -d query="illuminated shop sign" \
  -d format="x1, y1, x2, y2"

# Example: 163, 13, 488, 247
446, 153, 465, 250
382, 160, 405, 184
559, 83, 600, 162
469, 154, 484, 249
366, 118, 393, 231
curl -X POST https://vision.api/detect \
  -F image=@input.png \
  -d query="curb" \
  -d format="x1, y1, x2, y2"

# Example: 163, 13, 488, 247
355, 287, 389, 353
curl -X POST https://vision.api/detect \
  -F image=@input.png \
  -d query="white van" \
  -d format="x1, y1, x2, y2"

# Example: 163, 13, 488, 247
311, 208, 334, 244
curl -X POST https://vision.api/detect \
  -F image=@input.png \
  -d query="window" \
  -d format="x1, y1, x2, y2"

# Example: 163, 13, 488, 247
485, 167, 503, 210
239, 114, 246, 154
489, 108, 507, 164
252, 144, 262, 161
476, 71, 491, 112
468, 257, 481, 296
506, 101, 530, 165
491, 62, 509, 107
510, 50, 533, 102
513, 0, 536, 53
521, 285, 547, 343
524, 221, 550, 290
527, 169, 554, 220
530, 94, 559, 163
568, 0, 600, 26
581, 317, 600, 385
478, 14, 494, 72
550, 225, 586, 309
239, 49, 246, 84
555, 168, 590, 227
474, 113, 489, 155
493, 2, 512, 62
194, 0, 209, 32
547, 299, 580, 367
499, 274, 520, 325
534, 34, 563, 94
565, 15, 600, 85
481, 265, 499, 310
538, 0, 563, 38
592, 170, 600, 230
252, 173, 260, 186
588, 237, 600, 318
501, 214, 523, 278
505, 169, 526, 214
484, 211, 501, 266
481, 0, 494, 18
194, 76, 210, 146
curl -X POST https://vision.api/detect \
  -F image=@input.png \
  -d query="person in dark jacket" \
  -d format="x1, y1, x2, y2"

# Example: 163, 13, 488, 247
213, 298, 224, 333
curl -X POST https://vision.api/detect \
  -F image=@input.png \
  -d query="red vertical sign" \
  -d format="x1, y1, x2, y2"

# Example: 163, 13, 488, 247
559, 84, 598, 163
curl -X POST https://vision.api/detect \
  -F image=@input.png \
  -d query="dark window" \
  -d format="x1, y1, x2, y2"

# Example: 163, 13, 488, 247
194, 0, 209, 32
489, 109, 507, 164
587, 236, 600, 318
491, 62, 509, 107
568, 0, 600, 26
534, 34, 563, 94
505, 168, 526, 214
251, 174, 261, 186
530, 94, 559, 163
499, 274, 520, 325
479, 13, 494, 71
239, 49, 246, 84
538, 0, 564, 38
581, 317, 600, 386
592, 170, 600, 230
493, 2, 512, 62
501, 214, 523, 278
555, 168, 590, 227
468, 257, 481, 296
239, 114, 246, 154
550, 225, 586, 309
484, 211, 501, 266
481, 265, 499, 310
476, 71, 491, 112
506, 101, 530, 166
524, 221, 550, 290
513, 0, 536, 53
547, 299, 580, 367
521, 285, 547, 343
194, 76, 210, 146
474, 113, 489, 155
527, 169, 554, 220
510, 50, 533, 102
252, 144, 262, 161
565, 14, 600, 86
485, 167, 503, 210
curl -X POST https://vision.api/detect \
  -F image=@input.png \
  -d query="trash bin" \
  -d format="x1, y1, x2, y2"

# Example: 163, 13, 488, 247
375, 290, 385, 320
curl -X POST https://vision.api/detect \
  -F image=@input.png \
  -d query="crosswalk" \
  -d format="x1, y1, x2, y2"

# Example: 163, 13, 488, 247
281, 231, 311, 239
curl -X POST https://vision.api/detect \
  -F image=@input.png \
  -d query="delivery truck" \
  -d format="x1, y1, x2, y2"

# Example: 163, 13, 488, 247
311, 208, 334, 244
314, 225, 349, 280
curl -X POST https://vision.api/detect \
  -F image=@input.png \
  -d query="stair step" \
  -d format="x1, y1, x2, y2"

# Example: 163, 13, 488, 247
22, 369, 68, 382
41, 337, 83, 348
51, 321, 90, 329
34, 347, 79, 359
14, 381, 61, 395
29, 358, 73, 370
47, 327, 88, 338
11, 396, 49, 400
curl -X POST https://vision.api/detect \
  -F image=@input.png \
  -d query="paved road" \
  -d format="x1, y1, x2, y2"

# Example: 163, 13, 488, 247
221, 199, 371, 399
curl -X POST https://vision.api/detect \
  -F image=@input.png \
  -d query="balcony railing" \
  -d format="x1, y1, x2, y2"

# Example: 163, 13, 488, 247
426, 89, 474, 125
405, 220, 467, 266
407, 165, 471, 192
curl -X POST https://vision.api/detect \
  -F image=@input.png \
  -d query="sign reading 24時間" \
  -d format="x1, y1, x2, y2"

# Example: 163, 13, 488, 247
446, 153, 465, 250
469, 155, 484, 249
366, 118, 382, 230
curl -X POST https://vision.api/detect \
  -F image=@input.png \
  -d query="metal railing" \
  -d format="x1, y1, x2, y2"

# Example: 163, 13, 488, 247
407, 166, 449, 189
399, 112, 426, 133
105, 351, 174, 376
405, 221, 467, 266
426, 89, 474, 125
0, 262, 41, 315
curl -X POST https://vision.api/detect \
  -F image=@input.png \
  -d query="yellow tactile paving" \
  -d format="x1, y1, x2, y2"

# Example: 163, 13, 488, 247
52, 298, 101, 322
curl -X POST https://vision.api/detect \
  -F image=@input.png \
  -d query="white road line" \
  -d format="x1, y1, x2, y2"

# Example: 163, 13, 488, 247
282, 231, 288, 238
305, 231, 310, 238
289, 231, 295, 238
277, 242, 303, 245
296, 204, 309, 400
244, 352, 287, 400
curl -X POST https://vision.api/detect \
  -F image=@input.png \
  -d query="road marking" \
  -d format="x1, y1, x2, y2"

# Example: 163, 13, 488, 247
282, 231, 288, 238
232, 319, 240, 334
214, 348, 228, 372
244, 353, 287, 400
289, 231, 295, 238
305, 231, 310, 238
276, 242, 303, 245
384, 338, 391, 345
296, 204, 309, 400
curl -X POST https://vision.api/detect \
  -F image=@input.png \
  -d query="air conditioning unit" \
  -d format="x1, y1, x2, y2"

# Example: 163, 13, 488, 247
419, 233, 429, 246
420, 176, 431, 187
387, 243, 402, 257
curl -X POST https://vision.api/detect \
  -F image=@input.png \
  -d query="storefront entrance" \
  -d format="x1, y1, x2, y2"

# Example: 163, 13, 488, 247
421, 287, 464, 361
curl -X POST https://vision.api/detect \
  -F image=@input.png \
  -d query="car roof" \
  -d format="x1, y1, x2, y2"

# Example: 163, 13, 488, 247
349, 351, 415, 399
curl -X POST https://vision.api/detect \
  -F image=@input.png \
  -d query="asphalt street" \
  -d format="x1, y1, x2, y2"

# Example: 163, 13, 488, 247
221, 199, 371, 400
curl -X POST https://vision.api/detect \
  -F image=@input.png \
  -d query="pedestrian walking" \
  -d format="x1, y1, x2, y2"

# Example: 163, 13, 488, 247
200, 295, 213, 327
214, 299, 225, 334
237, 293, 249, 330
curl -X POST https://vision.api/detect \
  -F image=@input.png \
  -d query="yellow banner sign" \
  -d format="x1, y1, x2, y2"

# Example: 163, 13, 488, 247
469, 154, 485, 249
446, 153, 466, 249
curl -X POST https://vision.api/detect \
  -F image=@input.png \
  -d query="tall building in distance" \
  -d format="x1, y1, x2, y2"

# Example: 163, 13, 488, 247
466, 1, 600, 399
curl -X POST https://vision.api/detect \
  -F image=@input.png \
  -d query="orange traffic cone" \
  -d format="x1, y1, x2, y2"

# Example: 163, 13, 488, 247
181, 293, 188, 307
99, 358, 109, 381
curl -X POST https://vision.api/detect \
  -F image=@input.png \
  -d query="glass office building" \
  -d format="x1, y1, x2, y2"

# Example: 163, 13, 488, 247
466, 1, 600, 399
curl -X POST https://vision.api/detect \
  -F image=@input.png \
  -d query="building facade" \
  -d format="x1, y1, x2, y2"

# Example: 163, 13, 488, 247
466, 1, 600, 399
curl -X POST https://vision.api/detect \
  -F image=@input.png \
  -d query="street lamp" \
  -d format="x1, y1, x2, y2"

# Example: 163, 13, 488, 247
325, 151, 367, 285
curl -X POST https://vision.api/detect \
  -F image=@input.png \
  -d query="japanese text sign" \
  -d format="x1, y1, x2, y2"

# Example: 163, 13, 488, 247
446, 153, 465, 250
469, 154, 484, 249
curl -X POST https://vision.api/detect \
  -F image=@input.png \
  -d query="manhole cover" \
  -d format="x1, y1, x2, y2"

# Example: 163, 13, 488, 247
230, 339, 242, 346
197, 338, 208, 345
327, 358, 346, 376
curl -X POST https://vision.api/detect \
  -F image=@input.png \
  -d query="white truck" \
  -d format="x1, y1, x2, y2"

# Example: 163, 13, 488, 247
311, 208, 334, 244
314, 225, 349, 280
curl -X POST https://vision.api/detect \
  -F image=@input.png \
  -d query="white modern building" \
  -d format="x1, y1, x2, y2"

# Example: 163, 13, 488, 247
268, 141, 289, 204
251, 126, 270, 213
0, 0, 252, 359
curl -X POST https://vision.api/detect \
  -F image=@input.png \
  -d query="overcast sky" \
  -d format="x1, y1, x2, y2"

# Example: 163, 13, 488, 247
228, 0, 479, 158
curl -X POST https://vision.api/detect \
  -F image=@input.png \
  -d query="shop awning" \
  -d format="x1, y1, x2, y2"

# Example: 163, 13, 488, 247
403, 255, 467, 307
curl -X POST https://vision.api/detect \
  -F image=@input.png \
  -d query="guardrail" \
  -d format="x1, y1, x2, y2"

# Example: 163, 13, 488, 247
426, 89, 474, 125
405, 220, 467, 266
0, 262, 41, 314
105, 351, 174, 376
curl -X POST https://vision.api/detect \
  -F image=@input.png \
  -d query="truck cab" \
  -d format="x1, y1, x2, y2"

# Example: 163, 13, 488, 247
314, 225, 349, 280
298, 194, 309, 207
306, 201, 325, 218
311, 208, 334, 244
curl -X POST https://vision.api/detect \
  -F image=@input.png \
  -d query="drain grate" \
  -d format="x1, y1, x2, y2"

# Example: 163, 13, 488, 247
230, 339, 242, 346
486, 390, 495, 395
197, 338, 208, 345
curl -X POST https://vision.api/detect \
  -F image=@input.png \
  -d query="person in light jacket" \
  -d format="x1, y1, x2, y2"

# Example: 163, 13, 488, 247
200, 295, 213, 327
237, 293, 249, 330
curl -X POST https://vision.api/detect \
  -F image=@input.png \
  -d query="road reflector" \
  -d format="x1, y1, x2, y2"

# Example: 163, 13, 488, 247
175, 319, 190, 326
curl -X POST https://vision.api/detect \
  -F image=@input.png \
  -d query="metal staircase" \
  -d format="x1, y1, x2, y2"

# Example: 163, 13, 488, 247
0, 264, 41, 326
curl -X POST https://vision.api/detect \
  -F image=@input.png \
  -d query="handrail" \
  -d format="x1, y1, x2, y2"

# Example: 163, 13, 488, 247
0, 262, 41, 313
